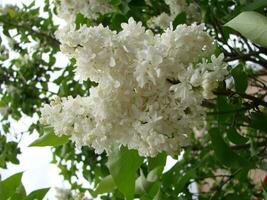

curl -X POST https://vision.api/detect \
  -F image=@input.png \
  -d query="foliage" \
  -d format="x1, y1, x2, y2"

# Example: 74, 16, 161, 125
0, 0, 267, 199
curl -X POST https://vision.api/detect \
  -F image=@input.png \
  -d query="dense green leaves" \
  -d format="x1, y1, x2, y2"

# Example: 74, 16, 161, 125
0, 135, 20, 168
225, 11, 267, 47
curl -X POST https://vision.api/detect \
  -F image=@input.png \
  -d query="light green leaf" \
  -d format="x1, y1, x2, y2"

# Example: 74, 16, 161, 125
135, 171, 150, 194
225, 11, 267, 47
107, 146, 143, 200
25, 188, 50, 200
94, 175, 116, 195
135, 170, 161, 200
242, 0, 267, 11
0, 173, 23, 200
29, 128, 70, 147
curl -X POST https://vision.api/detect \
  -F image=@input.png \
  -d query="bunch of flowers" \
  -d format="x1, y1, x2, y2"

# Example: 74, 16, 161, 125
41, 16, 227, 157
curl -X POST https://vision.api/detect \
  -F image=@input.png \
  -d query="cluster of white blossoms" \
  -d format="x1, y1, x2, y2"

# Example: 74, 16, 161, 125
147, 0, 200, 29
56, 0, 113, 21
41, 18, 227, 157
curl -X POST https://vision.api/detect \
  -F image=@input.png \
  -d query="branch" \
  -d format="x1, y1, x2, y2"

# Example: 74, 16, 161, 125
213, 90, 267, 107
230, 140, 267, 150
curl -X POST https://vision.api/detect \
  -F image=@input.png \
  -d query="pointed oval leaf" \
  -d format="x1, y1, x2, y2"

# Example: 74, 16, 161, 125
227, 128, 248, 145
225, 11, 267, 47
0, 173, 23, 200
209, 128, 248, 168
94, 175, 116, 195
30, 128, 70, 147
25, 188, 50, 200
107, 146, 143, 200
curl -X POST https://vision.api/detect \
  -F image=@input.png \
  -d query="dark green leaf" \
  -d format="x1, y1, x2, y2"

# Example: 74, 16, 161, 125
209, 128, 247, 168
111, 13, 127, 31
231, 64, 248, 93
173, 12, 187, 29
227, 127, 248, 145
250, 112, 267, 132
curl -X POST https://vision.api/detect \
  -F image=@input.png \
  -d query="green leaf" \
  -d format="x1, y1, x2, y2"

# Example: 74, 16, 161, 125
250, 112, 267, 132
25, 188, 49, 200
242, 0, 267, 11
109, 0, 121, 6
231, 64, 248, 93
135, 170, 161, 199
147, 167, 164, 182
140, 182, 161, 200
75, 13, 92, 29
107, 146, 143, 200
227, 127, 248, 145
216, 96, 235, 123
10, 183, 26, 200
94, 175, 116, 195
111, 13, 127, 31
129, 0, 146, 7
175, 167, 196, 192
29, 128, 70, 147
135, 171, 150, 194
209, 128, 247, 168
0, 173, 23, 200
148, 152, 166, 172
173, 12, 187, 29
225, 11, 267, 47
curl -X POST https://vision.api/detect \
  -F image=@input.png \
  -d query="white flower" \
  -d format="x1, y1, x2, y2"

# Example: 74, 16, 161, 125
42, 18, 227, 157
57, 0, 113, 21
147, 13, 173, 29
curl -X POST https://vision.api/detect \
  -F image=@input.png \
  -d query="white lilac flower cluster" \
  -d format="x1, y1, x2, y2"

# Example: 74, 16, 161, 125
41, 18, 227, 157
148, 0, 200, 29
56, 0, 113, 21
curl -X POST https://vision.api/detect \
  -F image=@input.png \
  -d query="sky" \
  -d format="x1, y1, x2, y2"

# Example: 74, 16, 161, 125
0, 0, 180, 199
0, 0, 71, 199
